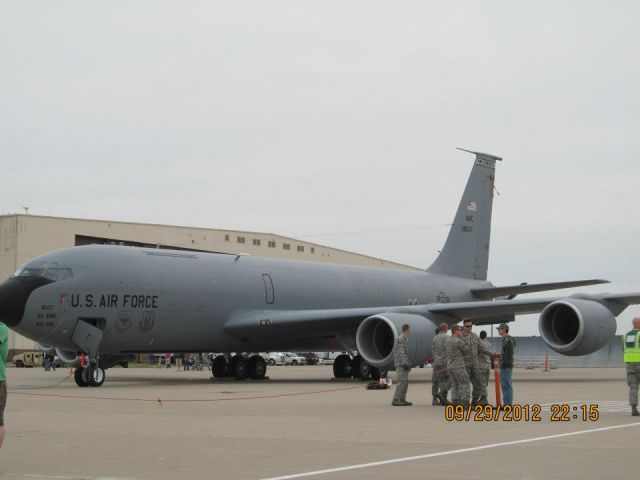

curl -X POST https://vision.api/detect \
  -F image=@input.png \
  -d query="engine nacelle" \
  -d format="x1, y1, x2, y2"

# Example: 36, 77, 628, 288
539, 298, 617, 356
356, 313, 438, 369
56, 349, 81, 367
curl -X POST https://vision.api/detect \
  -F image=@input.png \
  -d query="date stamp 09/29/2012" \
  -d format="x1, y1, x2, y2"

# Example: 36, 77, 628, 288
444, 404, 600, 422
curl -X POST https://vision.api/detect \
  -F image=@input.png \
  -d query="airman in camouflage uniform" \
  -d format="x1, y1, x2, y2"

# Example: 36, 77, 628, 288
461, 320, 484, 405
446, 325, 470, 407
477, 330, 493, 405
431, 323, 450, 405
392, 324, 412, 406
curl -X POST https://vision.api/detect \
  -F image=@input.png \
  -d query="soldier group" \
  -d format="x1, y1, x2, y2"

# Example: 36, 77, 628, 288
392, 320, 493, 408
431, 321, 492, 408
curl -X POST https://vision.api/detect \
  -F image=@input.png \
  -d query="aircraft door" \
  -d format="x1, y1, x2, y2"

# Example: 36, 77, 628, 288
262, 274, 275, 304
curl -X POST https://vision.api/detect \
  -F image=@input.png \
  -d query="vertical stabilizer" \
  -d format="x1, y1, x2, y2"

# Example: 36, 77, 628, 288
426, 149, 502, 280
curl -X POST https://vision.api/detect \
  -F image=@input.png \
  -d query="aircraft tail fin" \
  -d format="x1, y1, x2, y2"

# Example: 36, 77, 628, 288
426, 148, 502, 280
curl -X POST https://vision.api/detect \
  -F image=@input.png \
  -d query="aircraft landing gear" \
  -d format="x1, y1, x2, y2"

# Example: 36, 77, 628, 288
351, 355, 372, 380
74, 365, 106, 387
74, 366, 89, 387
333, 354, 352, 378
212, 354, 268, 380
229, 355, 249, 380
212, 355, 229, 378
248, 355, 267, 380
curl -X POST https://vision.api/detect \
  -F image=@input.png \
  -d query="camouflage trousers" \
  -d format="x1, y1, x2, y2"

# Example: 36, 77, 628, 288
465, 364, 484, 400
626, 363, 640, 406
393, 367, 410, 403
431, 364, 449, 397
448, 363, 470, 405
479, 368, 491, 398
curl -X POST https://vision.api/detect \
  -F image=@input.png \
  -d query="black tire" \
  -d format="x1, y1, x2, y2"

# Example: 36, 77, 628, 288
333, 354, 352, 378
268, 358, 276, 366
212, 355, 228, 377
16, 360, 24, 368
291, 360, 297, 366
229, 355, 249, 380
88, 367, 106, 387
351, 355, 371, 380
248, 355, 267, 380
74, 367, 89, 387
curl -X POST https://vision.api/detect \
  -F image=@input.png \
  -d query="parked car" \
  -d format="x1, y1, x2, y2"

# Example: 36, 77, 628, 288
296, 352, 320, 365
261, 352, 285, 366
314, 352, 344, 365
283, 352, 306, 365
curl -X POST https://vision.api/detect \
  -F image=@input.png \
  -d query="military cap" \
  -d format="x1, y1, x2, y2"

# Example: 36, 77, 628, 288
496, 323, 510, 330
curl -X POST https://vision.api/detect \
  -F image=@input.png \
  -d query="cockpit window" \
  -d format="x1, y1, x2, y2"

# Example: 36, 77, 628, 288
42, 268, 59, 281
14, 267, 45, 277
58, 268, 73, 281
13, 267, 73, 281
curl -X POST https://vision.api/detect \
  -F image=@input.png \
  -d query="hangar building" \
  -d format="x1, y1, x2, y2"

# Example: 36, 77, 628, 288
0, 214, 416, 356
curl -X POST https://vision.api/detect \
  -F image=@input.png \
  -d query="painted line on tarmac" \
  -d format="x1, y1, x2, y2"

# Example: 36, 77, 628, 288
259, 422, 640, 480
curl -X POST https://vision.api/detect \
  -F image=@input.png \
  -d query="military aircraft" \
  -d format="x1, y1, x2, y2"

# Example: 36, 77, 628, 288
1, 149, 638, 387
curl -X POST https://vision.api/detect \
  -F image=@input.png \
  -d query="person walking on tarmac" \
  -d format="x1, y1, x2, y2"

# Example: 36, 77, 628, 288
461, 320, 483, 405
623, 317, 640, 416
446, 325, 470, 408
431, 323, 450, 405
392, 324, 412, 406
477, 330, 492, 405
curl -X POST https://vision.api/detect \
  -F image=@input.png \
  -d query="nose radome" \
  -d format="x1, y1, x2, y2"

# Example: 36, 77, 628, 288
0, 276, 53, 327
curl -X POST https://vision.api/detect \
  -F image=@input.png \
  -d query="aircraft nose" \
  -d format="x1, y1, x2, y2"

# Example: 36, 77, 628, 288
0, 276, 52, 327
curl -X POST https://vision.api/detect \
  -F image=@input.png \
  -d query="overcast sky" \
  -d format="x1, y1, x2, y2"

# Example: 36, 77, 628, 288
1, 1, 639, 336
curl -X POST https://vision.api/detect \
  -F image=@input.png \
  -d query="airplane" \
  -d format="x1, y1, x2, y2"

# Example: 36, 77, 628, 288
1, 149, 639, 387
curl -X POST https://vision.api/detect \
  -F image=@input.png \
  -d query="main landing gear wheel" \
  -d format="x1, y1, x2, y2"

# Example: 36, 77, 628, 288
74, 367, 89, 387
268, 358, 276, 366
351, 355, 371, 380
229, 355, 249, 380
212, 355, 229, 378
248, 355, 267, 380
333, 354, 352, 379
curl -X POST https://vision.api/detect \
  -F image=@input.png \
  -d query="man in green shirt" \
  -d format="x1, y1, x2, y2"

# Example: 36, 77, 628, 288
0, 321, 8, 449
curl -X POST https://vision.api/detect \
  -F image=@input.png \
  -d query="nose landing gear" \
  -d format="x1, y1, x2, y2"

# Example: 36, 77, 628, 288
74, 364, 106, 387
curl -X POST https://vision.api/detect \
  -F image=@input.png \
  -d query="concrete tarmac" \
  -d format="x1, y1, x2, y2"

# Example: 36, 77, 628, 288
0, 365, 638, 480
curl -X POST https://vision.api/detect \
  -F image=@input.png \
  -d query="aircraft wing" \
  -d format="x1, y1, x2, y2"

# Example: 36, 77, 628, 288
224, 292, 640, 337
427, 292, 640, 324
470, 279, 609, 299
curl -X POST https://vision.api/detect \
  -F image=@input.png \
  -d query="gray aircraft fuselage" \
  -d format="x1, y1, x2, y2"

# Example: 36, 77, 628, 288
10, 245, 488, 354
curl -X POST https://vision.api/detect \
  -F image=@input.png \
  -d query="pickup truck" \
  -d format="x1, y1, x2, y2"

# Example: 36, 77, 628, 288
283, 352, 306, 365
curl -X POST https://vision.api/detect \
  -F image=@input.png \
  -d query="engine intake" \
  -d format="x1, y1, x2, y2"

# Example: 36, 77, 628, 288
356, 313, 438, 369
539, 298, 616, 356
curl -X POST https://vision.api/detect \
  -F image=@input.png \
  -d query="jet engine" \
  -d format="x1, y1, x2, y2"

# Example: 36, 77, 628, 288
539, 298, 617, 356
356, 313, 438, 370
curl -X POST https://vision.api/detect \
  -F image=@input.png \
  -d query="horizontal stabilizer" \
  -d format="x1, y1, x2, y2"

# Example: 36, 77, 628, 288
471, 279, 609, 299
